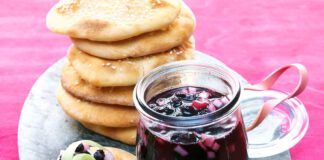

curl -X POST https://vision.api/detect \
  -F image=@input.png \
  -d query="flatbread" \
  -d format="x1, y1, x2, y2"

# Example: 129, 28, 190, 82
71, 3, 195, 59
105, 147, 136, 160
81, 122, 136, 145
56, 85, 139, 127
61, 62, 134, 106
58, 140, 136, 160
68, 41, 194, 87
46, 0, 181, 41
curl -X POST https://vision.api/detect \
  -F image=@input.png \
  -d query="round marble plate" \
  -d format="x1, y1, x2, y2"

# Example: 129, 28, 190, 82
18, 51, 290, 160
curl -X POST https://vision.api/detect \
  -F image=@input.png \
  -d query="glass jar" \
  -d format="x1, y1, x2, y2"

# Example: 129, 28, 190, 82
134, 61, 248, 160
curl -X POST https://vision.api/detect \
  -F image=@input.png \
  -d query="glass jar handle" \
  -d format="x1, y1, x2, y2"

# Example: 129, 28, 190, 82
244, 63, 308, 131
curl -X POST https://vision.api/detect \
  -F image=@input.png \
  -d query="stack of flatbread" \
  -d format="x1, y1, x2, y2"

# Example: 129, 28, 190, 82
46, 0, 196, 145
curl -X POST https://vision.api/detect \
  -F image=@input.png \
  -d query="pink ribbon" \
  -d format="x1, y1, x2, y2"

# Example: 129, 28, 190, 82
244, 63, 308, 131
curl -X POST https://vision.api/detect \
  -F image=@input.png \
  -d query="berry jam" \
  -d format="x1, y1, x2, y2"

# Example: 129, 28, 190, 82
137, 121, 247, 160
147, 86, 229, 117
137, 86, 248, 160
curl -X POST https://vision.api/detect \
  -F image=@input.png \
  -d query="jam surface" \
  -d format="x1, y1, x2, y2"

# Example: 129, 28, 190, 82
147, 86, 230, 117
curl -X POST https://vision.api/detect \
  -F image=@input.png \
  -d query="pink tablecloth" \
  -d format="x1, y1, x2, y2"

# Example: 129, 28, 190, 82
1, 0, 323, 159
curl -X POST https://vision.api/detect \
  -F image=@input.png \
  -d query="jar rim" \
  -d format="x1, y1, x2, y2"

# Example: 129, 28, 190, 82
133, 60, 242, 127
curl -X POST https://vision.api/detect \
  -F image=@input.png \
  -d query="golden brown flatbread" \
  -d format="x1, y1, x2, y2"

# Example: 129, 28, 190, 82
46, 0, 181, 41
61, 62, 134, 106
81, 122, 136, 145
68, 41, 194, 87
105, 147, 136, 160
71, 3, 195, 59
56, 85, 139, 127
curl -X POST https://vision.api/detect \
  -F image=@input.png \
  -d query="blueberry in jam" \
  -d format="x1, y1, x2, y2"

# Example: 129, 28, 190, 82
148, 86, 229, 117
